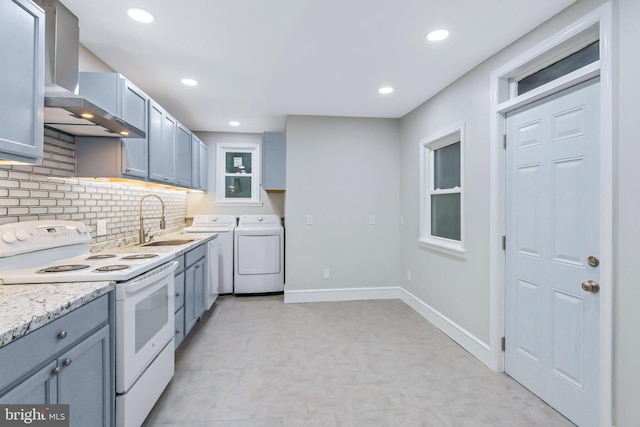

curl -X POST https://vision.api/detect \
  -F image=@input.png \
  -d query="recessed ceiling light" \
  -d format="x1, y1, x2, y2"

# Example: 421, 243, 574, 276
229, 121, 240, 127
127, 8, 154, 23
181, 78, 198, 86
378, 87, 394, 95
427, 29, 449, 42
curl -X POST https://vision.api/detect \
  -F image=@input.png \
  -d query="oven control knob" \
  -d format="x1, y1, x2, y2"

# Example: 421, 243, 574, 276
2, 232, 16, 244
15, 230, 29, 241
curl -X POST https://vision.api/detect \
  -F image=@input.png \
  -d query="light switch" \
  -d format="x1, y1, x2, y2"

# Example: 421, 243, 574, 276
369, 215, 376, 225
306, 214, 313, 225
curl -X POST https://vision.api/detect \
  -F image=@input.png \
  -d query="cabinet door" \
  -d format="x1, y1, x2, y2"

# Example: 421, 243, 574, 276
121, 79, 149, 178
184, 258, 206, 335
0, 0, 44, 164
261, 131, 286, 190
191, 134, 200, 189
57, 325, 110, 427
148, 100, 164, 182
175, 123, 192, 187
184, 264, 197, 334
160, 114, 176, 184
193, 258, 206, 319
0, 361, 57, 404
174, 307, 185, 350
199, 140, 208, 190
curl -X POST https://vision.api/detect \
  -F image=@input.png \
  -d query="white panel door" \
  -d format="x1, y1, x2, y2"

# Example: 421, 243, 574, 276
505, 79, 600, 427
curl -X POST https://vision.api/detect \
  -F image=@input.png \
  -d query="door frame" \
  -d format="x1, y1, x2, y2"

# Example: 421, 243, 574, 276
489, 3, 613, 426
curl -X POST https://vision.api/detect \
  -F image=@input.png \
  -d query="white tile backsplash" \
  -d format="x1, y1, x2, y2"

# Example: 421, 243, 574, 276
0, 129, 189, 250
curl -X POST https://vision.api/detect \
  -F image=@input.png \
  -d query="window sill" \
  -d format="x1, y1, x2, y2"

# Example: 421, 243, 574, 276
213, 201, 263, 207
418, 238, 466, 259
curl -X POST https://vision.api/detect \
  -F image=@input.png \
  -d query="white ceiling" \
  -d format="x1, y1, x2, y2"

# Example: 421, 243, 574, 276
61, 0, 575, 133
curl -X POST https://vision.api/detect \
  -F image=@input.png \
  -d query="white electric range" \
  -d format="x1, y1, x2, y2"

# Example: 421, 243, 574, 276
0, 220, 178, 427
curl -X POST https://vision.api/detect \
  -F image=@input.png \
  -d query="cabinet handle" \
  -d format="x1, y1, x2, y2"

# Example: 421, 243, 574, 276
63, 358, 72, 366
175, 330, 181, 334
163, 177, 169, 181
195, 265, 200, 269
58, 331, 67, 339
175, 293, 180, 296
125, 168, 131, 172
52, 366, 61, 375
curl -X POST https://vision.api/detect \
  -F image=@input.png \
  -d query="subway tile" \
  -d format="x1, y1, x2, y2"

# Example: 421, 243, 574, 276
9, 189, 30, 198
0, 199, 20, 207
19, 199, 39, 207
30, 191, 49, 198
20, 181, 39, 190
29, 207, 48, 215
8, 207, 30, 215
0, 180, 20, 188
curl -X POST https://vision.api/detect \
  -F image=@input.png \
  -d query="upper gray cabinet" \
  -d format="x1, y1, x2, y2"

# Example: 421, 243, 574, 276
175, 122, 192, 187
191, 133, 208, 191
75, 73, 150, 179
262, 131, 286, 191
0, 0, 44, 164
148, 99, 176, 184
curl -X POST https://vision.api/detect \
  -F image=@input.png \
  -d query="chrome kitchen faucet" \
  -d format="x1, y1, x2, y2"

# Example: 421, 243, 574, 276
139, 194, 166, 244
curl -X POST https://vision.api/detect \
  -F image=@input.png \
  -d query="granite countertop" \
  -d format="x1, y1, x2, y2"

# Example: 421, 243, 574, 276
0, 281, 114, 348
0, 231, 215, 349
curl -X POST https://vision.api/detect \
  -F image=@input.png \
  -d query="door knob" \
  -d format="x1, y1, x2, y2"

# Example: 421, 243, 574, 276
581, 280, 600, 293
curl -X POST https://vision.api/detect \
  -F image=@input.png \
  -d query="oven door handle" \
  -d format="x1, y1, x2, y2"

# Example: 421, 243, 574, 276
124, 261, 178, 295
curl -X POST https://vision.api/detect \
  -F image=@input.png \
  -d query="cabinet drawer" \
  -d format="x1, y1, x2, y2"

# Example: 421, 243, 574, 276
185, 244, 206, 267
174, 272, 185, 311
0, 295, 109, 393
174, 308, 184, 350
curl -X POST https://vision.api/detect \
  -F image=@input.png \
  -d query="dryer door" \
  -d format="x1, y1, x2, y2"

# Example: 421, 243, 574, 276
237, 234, 282, 275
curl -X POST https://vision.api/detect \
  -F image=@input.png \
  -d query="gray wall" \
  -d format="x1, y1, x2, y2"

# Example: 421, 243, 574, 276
285, 116, 401, 292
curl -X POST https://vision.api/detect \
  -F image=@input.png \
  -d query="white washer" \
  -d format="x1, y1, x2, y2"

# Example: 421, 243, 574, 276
234, 215, 284, 294
182, 215, 236, 295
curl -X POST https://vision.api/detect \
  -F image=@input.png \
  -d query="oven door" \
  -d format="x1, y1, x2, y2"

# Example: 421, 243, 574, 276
115, 261, 178, 393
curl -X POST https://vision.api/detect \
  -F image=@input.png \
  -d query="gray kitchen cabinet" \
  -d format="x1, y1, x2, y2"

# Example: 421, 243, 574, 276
184, 244, 207, 336
148, 99, 176, 184
0, 0, 44, 164
0, 294, 112, 427
191, 134, 208, 191
79, 73, 149, 178
175, 122, 192, 187
75, 74, 150, 179
261, 131, 286, 191
174, 271, 185, 349
199, 138, 208, 191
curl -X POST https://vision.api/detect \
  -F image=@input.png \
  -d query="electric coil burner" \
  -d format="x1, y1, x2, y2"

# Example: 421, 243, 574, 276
37, 264, 90, 273
86, 254, 117, 260
93, 265, 130, 272
120, 254, 159, 260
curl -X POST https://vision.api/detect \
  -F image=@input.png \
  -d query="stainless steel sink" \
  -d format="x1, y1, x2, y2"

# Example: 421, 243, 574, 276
140, 238, 195, 247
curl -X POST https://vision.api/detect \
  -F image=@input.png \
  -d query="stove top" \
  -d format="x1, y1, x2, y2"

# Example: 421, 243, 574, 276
0, 220, 174, 285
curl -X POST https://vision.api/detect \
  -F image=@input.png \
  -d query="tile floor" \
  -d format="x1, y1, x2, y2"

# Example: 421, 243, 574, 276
143, 295, 574, 426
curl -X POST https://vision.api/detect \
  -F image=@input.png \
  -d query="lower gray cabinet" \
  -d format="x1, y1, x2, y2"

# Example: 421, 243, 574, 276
174, 270, 185, 349
174, 244, 207, 350
0, 294, 112, 427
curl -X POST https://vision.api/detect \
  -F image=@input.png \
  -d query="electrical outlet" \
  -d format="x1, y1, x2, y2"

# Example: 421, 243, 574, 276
407, 270, 412, 281
369, 215, 376, 225
97, 219, 107, 236
306, 214, 313, 225
323, 268, 330, 279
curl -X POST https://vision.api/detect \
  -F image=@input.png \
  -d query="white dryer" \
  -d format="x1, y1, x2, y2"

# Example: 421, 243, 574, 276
182, 215, 236, 295
234, 215, 284, 294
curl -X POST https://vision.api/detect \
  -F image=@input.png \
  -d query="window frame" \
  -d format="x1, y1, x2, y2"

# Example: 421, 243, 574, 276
419, 123, 466, 257
214, 141, 262, 206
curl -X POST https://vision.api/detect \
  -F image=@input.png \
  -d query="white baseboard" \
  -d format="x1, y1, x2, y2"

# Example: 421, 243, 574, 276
284, 285, 492, 369
398, 288, 492, 368
284, 286, 401, 303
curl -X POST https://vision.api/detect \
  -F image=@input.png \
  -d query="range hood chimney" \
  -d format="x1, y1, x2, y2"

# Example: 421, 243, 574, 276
35, 0, 144, 138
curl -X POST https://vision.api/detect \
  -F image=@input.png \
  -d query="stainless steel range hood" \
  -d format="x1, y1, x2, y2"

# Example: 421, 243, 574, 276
35, 0, 144, 138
